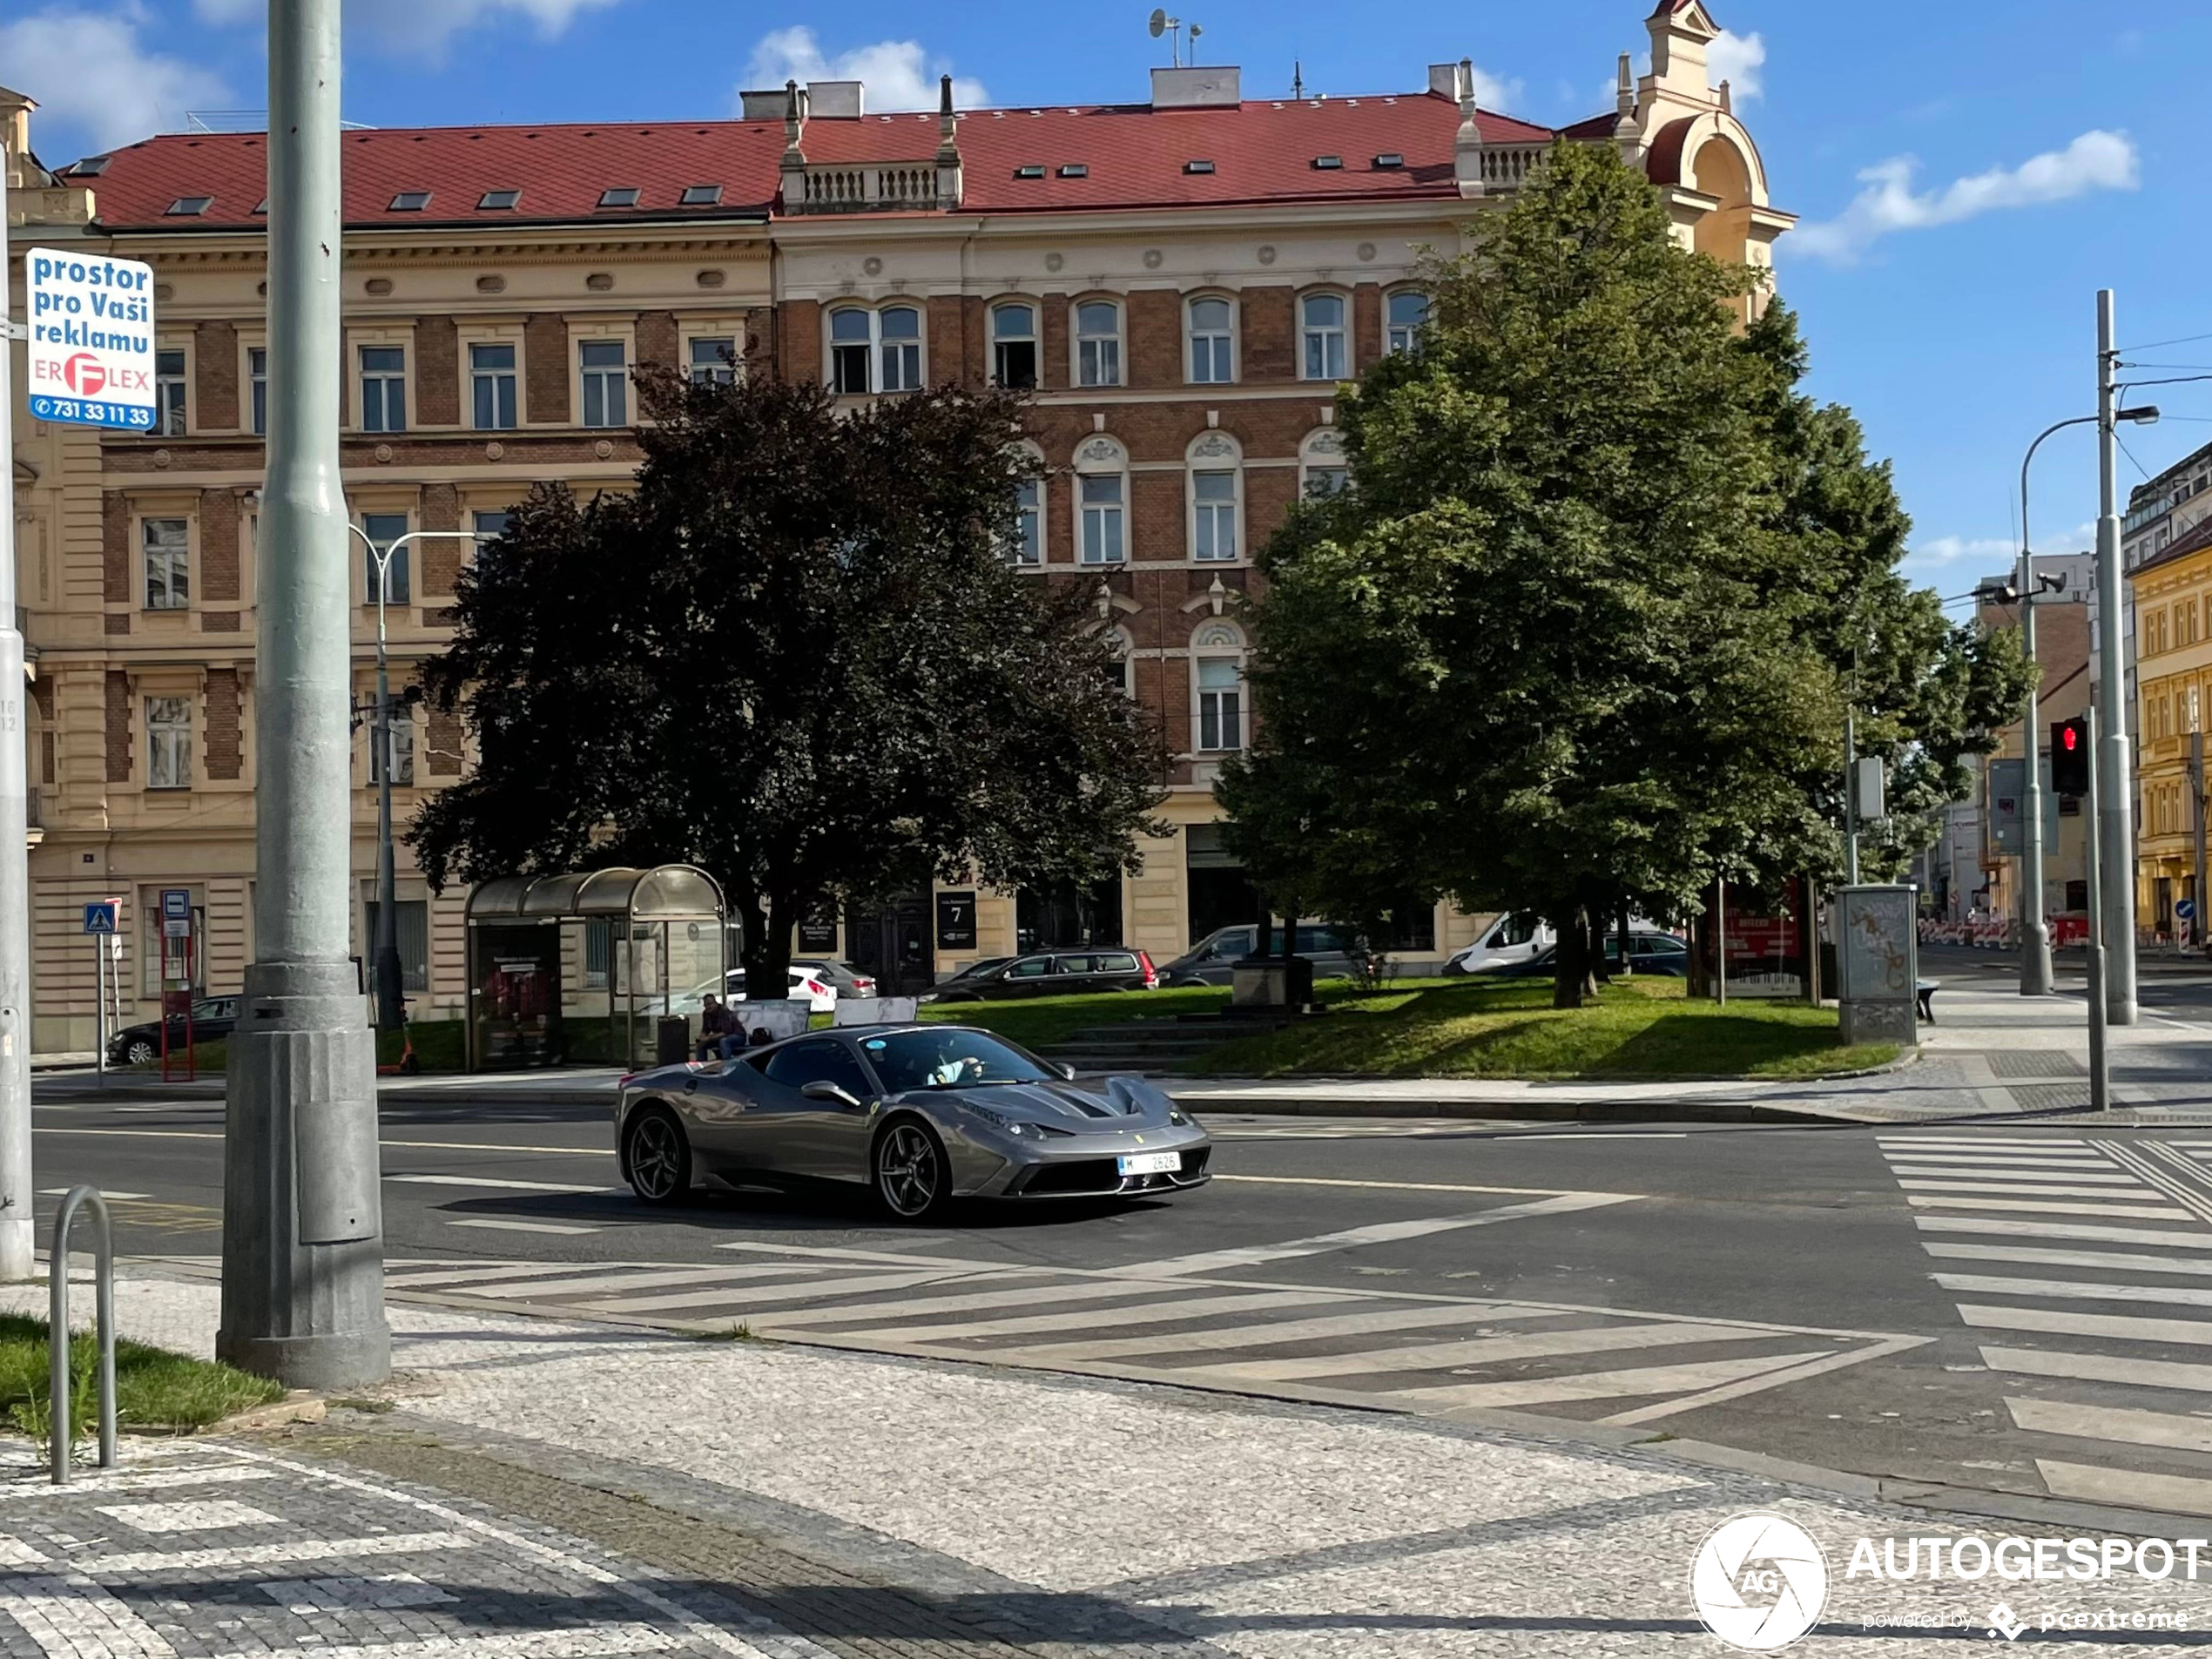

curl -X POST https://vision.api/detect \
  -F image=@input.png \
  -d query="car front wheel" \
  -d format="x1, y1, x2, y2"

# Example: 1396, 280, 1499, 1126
124, 1037, 156, 1065
874, 1119, 950, 1221
624, 1106, 693, 1205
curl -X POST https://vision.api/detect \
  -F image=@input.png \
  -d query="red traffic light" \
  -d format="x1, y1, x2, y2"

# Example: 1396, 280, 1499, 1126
2060, 725, 2079, 752
2052, 717, 2090, 797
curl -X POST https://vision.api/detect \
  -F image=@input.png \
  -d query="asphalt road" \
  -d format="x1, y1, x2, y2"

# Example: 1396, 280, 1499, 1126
30, 1073, 2212, 1522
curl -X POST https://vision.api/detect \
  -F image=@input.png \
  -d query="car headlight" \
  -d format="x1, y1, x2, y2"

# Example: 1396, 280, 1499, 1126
961, 1102, 1067, 1140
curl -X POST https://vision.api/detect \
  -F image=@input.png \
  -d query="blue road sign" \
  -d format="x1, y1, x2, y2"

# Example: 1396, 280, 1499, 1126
2181, 900, 2198, 922
82, 902, 118, 934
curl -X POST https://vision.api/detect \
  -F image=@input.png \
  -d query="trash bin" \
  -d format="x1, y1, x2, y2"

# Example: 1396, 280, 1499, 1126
656, 1015, 691, 1067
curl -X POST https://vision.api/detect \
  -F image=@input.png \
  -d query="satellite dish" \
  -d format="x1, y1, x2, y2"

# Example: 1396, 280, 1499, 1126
1189, 22, 1203, 44
1148, 7, 1166, 36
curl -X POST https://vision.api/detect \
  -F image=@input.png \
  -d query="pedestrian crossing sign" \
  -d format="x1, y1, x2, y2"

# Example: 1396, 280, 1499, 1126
81, 901, 118, 934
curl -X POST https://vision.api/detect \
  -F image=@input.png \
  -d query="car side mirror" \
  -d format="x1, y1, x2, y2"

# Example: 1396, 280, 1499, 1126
799, 1080, 864, 1109
1052, 1061, 1077, 1082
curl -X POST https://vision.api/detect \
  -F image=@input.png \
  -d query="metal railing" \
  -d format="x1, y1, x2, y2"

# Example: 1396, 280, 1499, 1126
48, 1185, 117, 1484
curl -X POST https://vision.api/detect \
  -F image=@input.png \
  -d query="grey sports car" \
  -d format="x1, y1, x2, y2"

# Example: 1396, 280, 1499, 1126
614, 1022, 1211, 1219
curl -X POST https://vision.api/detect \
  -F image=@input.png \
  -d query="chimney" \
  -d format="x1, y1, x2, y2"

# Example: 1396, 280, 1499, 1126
779, 80, 807, 210
1150, 66, 1242, 108
934, 73, 963, 210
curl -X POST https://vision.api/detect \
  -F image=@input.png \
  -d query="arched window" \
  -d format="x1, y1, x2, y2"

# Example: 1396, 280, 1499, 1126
1300, 292, 1347, 381
1187, 294, 1235, 384
1192, 621, 1246, 752
1074, 435, 1128, 566
992, 301, 1038, 388
1186, 431, 1243, 563
1076, 300, 1123, 388
1299, 428, 1349, 499
1385, 289, 1430, 354
828, 305, 924, 395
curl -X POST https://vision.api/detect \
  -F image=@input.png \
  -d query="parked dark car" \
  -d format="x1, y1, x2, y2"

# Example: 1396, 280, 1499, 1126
1157, 925, 1361, 988
922, 948, 1157, 1001
1498, 934, 1690, 979
108, 995, 239, 1065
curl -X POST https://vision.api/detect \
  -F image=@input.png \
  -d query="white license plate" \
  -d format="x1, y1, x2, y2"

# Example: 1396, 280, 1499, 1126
1118, 1151, 1182, 1177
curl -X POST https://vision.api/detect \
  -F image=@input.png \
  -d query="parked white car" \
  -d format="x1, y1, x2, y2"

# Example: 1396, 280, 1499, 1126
671, 966, 839, 1015
1444, 913, 1553, 975
1445, 913, 1669, 975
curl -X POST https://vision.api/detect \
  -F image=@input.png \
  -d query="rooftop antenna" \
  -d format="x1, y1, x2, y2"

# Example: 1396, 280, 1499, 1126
1291, 59, 1304, 98
1189, 21, 1203, 59
1148, 7, 1184, 67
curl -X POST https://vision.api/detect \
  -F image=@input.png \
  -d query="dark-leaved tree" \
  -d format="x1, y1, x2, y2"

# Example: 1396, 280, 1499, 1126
1217, 142, 2027, 1008
410, 369, 1164, 997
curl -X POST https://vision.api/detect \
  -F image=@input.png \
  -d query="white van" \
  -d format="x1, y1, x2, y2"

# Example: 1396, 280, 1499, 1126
1445, 912, 1666, 975
1444, 912, 1553, 975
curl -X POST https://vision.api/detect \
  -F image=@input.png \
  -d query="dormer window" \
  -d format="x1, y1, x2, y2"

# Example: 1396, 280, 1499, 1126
389, 191, 431, 212
1312, 155, 1343, 170
72, 156, 111, 177
478, 189, 522, 210
680, 184, 722, 206
1184, 159, 1216, 175
1058, 164, 1088, 179
598, 186, 641, 207
1372, 152, 1406, 169
165, 196, 212, 216
1013, 165, 1046, 179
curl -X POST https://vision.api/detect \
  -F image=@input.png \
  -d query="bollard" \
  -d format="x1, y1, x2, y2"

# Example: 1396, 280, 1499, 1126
48, 1185, 116, 1484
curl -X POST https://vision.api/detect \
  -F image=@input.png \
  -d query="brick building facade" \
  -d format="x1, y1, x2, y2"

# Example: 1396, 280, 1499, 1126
5, 0, 1788, 1051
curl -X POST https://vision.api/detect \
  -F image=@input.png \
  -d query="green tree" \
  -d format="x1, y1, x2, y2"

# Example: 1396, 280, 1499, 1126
411, 369, 1165, 997
1219, 143, 2026, 1007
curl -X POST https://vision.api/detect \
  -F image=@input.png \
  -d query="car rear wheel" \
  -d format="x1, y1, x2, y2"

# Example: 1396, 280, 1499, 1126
624, 1106, 693, 1205
874, 1119, 949, 1221
124, 1037, 156, 1065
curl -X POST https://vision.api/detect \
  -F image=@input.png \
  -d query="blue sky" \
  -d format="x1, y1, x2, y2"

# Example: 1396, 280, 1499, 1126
1, 0, 2195, 593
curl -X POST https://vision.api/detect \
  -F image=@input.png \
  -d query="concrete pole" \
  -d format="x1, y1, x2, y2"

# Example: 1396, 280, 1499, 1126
2194, 731, 2208, 954
2016, 433, 2061, 996
2094, 291, 2139, 1024
2086, 700, 2110, 1110
0, 144, 36, 1281
219, 0, 389, 1387
1844, 702, 1859, 886
373, 544, 400, 1034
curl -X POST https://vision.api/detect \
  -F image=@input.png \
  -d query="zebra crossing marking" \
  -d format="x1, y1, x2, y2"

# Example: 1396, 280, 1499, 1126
1877, 1134, 2212, 1508
2007, 1397, 2212, 1456
388, 1245, 1915, 1427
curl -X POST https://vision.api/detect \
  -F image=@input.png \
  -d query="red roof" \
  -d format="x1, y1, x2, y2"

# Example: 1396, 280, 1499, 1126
72, 89, 1581, 230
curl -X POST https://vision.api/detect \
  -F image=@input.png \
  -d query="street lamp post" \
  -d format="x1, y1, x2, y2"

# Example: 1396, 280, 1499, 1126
346, 527, 480, 1035
2016, 402, 2159, 1001
219, 0, 388, 1388
2096, 292, 2142, 1026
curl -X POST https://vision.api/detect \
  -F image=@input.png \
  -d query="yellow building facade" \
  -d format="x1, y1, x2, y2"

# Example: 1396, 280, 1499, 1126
2131, 518, 2212, 939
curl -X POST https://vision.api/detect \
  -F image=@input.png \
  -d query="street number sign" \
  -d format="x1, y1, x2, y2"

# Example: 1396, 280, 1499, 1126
81, 901, 118, 934
24, 247, 158, 430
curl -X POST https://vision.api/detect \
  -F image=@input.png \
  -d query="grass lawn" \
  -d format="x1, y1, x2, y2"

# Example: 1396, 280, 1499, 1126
1191, 976, 1898, 1081
0, 1316, 283, 1440
921, 984, 1234, 1051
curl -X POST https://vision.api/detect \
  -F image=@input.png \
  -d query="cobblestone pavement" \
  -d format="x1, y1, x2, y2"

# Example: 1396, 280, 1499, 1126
12, 1273, 2212, 1654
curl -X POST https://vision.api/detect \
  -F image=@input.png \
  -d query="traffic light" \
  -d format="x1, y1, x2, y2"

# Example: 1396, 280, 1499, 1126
2052, 717, 2090, 798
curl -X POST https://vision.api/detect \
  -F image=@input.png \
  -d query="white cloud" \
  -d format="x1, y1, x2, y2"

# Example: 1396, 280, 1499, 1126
0, 5, 227, 152
1912, 534, 2018, 572
355, 0, 624, 55
1794, 130, 2141, 263
1707, 29, 1765, 101
1465, 64, 1521, 111
743, 26, 987, 112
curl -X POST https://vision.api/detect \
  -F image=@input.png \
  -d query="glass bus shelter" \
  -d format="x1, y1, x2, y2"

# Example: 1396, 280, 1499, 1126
463, 865, 725, 1069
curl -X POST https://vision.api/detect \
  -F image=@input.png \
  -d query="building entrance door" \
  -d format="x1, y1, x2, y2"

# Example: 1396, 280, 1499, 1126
845, 893, 934, 995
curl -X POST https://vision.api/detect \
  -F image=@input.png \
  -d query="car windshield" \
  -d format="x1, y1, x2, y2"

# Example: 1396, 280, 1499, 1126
860, 1028, 1056, 1091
